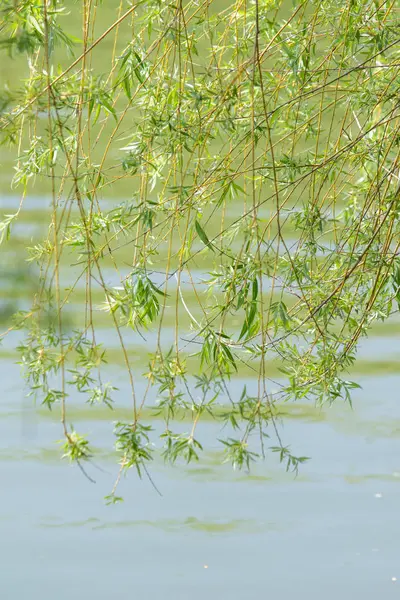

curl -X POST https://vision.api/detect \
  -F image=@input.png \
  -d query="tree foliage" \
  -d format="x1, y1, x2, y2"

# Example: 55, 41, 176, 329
1, 0, 400, 500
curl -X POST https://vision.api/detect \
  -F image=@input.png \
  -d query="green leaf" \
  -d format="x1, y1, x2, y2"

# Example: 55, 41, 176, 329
195, 220, 214, 252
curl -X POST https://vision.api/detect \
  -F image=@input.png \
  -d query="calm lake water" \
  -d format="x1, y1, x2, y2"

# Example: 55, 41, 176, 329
1, 357, 400, 598
1, 3, 400, 598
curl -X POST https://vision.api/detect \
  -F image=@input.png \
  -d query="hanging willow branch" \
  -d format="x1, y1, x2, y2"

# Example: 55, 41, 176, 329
1, 0, 400, 501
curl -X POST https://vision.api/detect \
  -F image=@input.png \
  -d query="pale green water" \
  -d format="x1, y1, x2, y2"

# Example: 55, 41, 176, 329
1, 364, 400, 598
1, 3, 400, 598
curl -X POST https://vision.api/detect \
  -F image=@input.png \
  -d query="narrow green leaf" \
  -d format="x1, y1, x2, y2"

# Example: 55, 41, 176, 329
195, 220, 214, 252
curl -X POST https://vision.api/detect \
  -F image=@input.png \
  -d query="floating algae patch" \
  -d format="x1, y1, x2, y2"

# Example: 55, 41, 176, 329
163, 451, 228, 478
0, 446, 118, 464
93, 518, 263, 533
2, 343, 399, 379
277, 403, 328, 423
238, 474, 274, 483
33, 403, 225, 423
333, 417, 400, 439
96, 517, 269, 534
0, 447, 63, 463
183, 516, 265, 534
184, 467, 217, 478
35, 405, 142, 423
353, 360, 400, 377
235, 472, 312, 484
40, 517, 101, 529
0, 444, 62, 464
30, 401, 338, 425
182, 466, 312, 485
344, 472, 400, 485
89, 520, 191, 532
40, 517, 269, 534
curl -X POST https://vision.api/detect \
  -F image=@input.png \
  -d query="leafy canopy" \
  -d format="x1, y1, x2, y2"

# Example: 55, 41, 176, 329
1, 0, 400, 500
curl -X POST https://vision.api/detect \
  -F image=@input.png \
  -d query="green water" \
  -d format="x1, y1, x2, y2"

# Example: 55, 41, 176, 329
1, 364, 400, 598
1, 3, 400, 599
